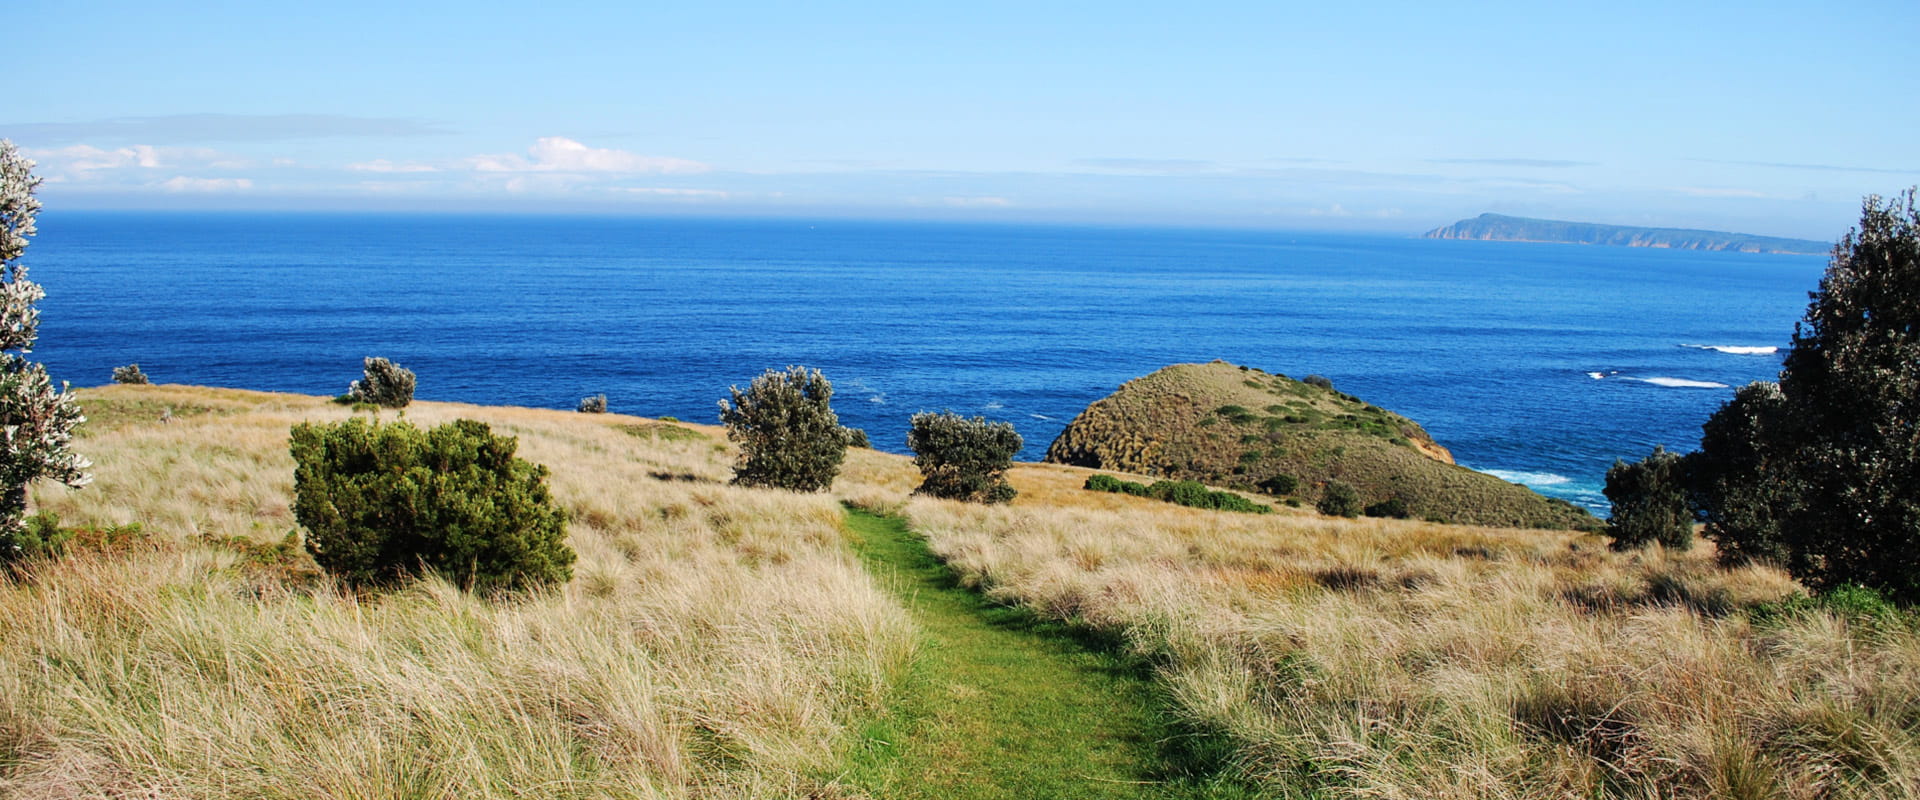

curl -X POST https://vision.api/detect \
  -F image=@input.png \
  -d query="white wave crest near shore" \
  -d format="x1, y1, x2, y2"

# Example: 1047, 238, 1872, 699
1625, 376, 1731, 389
1682, 344, 1780, 355
1483, 469, 1573, 486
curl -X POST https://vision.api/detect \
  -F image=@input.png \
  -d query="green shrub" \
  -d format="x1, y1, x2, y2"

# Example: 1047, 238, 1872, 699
1603, 446, 1692, 551
1303, 374, 1334, 390
1084, 474, 1125, 493
111, 364, 149, 385
290, 417, 574, 593
1, 511, 70, 564
577, 394, 607, 413
347, 357, 415, 408
717, 366, 846, 492
1085, 474, 1268, 512
1363, 497, 1411, 519
842, 427, 872, 449
1257, 474, 1299, 496
1317, 480, 1363, 518
908, 411, 1022, 503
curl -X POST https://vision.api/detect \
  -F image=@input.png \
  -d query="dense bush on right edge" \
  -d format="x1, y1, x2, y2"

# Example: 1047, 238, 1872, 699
347, 356, 416, 408
290, 417, 573, 593
1083, 474, 1271, 513
718, 365, 846, 492
907, 411, 1021, 503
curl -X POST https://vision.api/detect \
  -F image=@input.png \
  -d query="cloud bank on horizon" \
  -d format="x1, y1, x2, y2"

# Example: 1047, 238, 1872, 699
9, 1, 1918, 237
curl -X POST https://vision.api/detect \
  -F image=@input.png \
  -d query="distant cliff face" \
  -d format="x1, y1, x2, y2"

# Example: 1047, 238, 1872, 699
1425, 213, 1829, 255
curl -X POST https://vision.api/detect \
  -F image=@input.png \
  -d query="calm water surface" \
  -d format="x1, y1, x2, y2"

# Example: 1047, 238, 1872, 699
30, 213, 1829, 511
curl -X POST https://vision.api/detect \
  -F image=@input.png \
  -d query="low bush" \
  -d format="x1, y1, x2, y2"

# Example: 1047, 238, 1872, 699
842, 427, 871, 449
347, 357, 415, 409
1363, 497, 1411, 519
718, 366, 846, 492
1084, 474, 1270, 513
1303, 374, 1334, 390
1257, 473, 1299, 496
2, 511, 70, 564
111, 364, 149, 384
907, 411, 1022, 503
577, 394, 607, 413
1604, 446, 1692, 551
290, 417, 574, 593
1317, 480, 1363, 518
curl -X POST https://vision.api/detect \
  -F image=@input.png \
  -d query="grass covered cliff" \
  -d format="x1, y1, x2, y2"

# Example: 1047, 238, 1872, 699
1045, 361, 1599, 530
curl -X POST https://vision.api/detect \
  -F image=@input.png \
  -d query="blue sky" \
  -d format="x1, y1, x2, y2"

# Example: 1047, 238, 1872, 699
10, 1, 1918, 237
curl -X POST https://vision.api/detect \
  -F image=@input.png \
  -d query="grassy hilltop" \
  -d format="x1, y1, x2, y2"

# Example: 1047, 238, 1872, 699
4, 384, 1915, 799
1045, 361, 1599, 530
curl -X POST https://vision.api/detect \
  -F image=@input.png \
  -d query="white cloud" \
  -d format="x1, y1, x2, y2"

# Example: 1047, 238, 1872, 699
468, 137, 708, 174
158, 176, 253, 193
22, 144, 253, 176
348, 159, 438, 173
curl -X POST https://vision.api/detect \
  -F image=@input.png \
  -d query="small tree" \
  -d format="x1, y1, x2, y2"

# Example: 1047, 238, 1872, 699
0, 140, 89, 560
1603, 446, 1692, 551
577, 394, 607, 413
290, 417, 573, 593
1317, 480, 1362, 518
907, 411, 1022, 503
717, 366, 846, 492
348, 357, 415, 408
1689, 381, 1792, 565
112, 364, 150, 385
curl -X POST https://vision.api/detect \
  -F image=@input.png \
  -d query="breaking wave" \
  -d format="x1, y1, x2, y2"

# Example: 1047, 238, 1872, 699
1624, 376, 1730, 389
1483, 469, 1573, 486
1682, 344, 1779, 355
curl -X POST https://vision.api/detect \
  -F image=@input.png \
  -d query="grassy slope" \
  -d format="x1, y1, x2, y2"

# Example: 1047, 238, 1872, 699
1044, 361, 1598, 530
8, 384, 1915, 799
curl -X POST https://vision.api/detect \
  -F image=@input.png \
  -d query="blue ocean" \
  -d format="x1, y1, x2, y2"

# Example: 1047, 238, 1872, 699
29, 213, 1829, 512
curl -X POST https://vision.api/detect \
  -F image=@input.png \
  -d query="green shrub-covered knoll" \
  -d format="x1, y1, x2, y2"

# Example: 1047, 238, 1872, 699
290, 417, 574, 593
1084, 474, 1271, 514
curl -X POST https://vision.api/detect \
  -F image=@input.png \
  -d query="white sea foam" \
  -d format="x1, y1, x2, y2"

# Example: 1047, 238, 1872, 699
1483, 469, 1573, 486
1628, 376, 1730, 389
1586, 372, 1605, 380
1682, 344, 1779, 355
983, 401, 1005, 410
1029, 413, 1055, 421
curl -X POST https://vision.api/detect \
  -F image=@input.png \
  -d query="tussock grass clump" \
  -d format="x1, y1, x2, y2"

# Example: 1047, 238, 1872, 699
902, 493, 1920, 799
8, 385, 914, 798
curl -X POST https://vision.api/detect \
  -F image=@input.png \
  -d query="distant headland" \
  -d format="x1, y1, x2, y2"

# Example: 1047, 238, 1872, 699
1424, 213, 1831, 255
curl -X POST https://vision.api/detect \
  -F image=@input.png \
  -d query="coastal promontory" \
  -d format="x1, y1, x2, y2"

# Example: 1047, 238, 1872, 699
1425, 213, 1830, 255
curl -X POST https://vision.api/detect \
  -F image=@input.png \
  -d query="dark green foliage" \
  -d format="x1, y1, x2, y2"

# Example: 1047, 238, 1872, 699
843, 427, 872, 449
111, 364, 149, 385
1303, 374, 1334, 390
1257, 473, 1299, 496
907, 411, 1022, 504
1690, 192, 1920, 602
1082, 474, 1270, 513
1689, 382, 1791, 565
1, 510, 70, 564
1316, 480, 1362, 518
347, 357, 415, 408
289, 417, 574, 593
1363, 497, 1411, 519
577, 394, 607, 413
1603, 446, 1692, 551
718, 366, 846, 492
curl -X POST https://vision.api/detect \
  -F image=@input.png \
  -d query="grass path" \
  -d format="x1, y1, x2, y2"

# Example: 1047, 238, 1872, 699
837, 507, 1252, 800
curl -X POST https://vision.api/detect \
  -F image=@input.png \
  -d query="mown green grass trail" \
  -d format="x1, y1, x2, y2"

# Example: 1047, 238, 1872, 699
837, 508, 1255, 800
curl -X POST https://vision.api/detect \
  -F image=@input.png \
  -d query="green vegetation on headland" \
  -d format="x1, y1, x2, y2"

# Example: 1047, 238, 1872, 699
1045, 361, 1600, 531
1425, 212, 1831, 254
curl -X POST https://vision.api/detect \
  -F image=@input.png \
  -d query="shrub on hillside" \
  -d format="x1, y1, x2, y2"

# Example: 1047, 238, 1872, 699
1257, 473, 1299, 496
907, 411, 1022, 503
1083, 474, 1270, 512
347, 357, 415, 408
111, 364, 149, 385
1363, 497, 1411, 519
718, 366, 846, 492
577, 394, 607, 413
1688, 381, 1791, 565
1603, 446, 1692, 551
842, 427, 871, 449
1303, 374, 1334, 390
1317, 480, 1362, 518
290, 417, 573, 593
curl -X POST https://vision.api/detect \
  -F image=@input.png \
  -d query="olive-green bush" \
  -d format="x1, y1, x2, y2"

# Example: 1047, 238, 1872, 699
717, 366, 846, 492
290, 417, 573, 593
907, 411, 1021, 503
347, 357, 416, 408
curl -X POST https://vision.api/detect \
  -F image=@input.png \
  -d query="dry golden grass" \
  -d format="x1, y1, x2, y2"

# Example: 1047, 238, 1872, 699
897, 486, 1920, 799
5, 385, 913, 798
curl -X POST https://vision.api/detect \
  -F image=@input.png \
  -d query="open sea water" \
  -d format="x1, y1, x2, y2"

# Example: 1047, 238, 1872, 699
30, 213, 1830, 513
